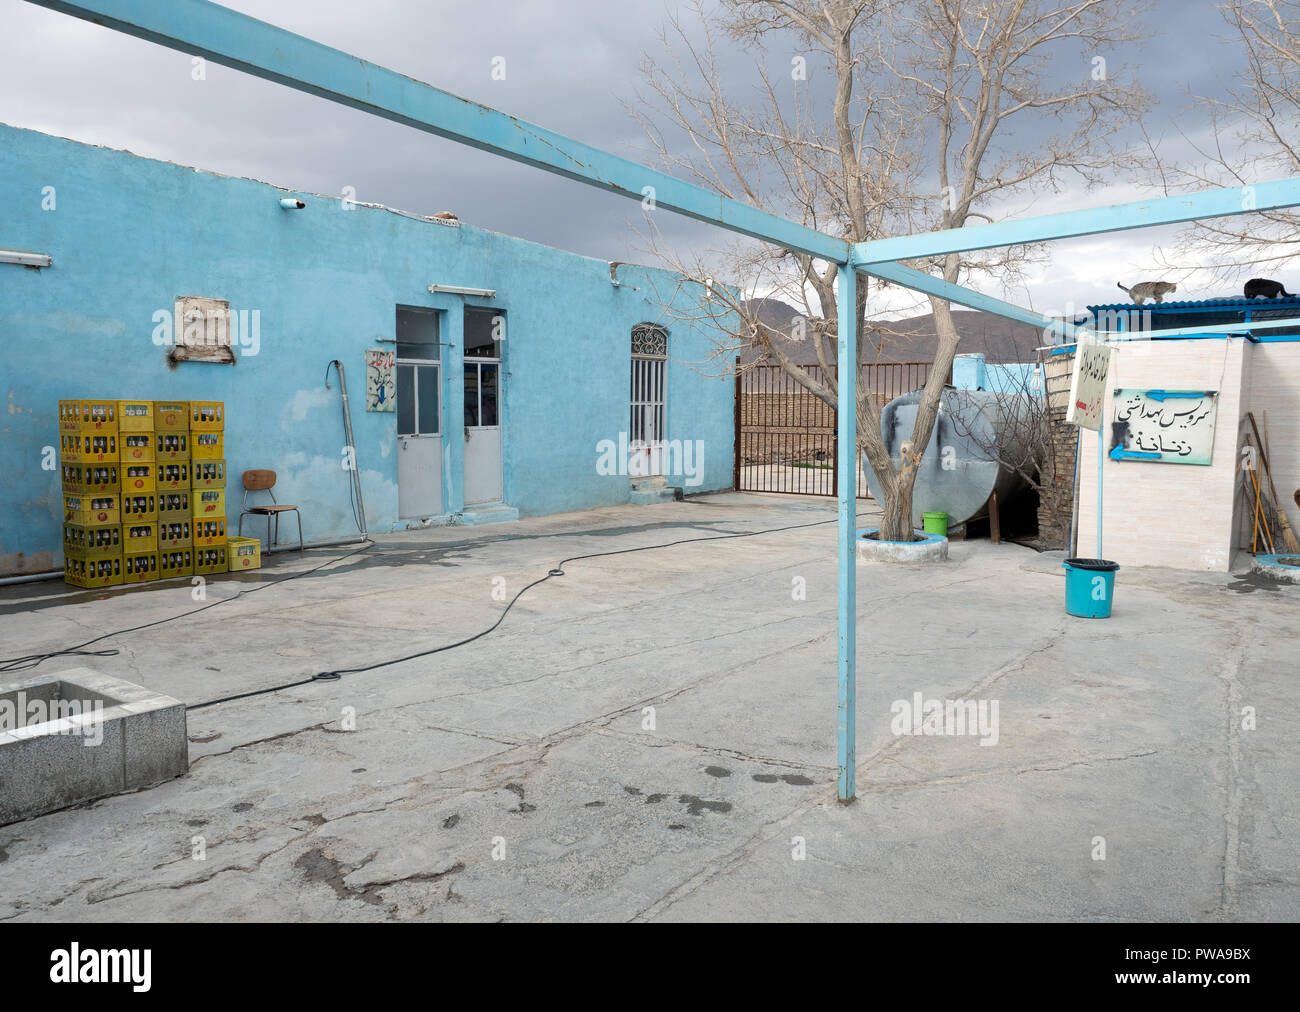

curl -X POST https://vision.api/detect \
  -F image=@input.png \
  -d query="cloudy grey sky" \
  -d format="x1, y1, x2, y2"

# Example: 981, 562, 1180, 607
0, 0, 1268, 317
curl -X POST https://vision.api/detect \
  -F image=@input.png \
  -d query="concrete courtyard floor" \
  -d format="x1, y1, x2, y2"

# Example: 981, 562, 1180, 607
1, 492, 1297, 922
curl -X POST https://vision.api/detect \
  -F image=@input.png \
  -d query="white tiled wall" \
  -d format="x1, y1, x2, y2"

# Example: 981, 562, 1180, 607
1076, 339, 1245, 571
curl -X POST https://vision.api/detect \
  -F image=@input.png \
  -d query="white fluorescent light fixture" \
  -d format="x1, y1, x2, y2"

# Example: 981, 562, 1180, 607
0, 249, 52, 268
428, 284, 496, 298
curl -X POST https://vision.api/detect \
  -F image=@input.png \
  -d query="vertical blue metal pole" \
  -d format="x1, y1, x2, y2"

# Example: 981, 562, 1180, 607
1096, 422, 1104, 558
836, 264, 858, 803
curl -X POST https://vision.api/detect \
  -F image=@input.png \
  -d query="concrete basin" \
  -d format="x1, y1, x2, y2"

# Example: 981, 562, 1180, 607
0, 668, 187, 826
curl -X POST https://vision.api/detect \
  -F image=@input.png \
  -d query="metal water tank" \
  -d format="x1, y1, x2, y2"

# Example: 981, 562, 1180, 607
862, 388, 1040, 527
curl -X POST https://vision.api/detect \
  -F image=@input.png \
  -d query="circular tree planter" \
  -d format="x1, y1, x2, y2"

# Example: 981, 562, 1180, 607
1250, 554, 1300, 585
856, 528, 948, 563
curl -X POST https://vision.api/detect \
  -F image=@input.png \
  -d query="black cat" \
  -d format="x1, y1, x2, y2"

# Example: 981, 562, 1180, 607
1244, 278, 1294, 299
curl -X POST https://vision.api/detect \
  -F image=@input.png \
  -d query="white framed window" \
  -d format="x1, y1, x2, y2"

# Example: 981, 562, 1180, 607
464, 307, 502, 429
397, 360, 440, 436
396, 307, 442, 436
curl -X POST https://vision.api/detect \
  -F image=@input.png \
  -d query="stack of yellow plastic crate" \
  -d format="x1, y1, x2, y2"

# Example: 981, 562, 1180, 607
117, 398, 162, 584
188, 400, 229, 575
153, 400, 194, 582
60, 400, 125, 588
60, 398, 235, 588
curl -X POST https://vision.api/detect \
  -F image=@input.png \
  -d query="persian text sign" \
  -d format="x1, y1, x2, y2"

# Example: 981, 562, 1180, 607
1110, 389, 1218, 465
365, 348, 395, 412
1065, 338, 1111, 430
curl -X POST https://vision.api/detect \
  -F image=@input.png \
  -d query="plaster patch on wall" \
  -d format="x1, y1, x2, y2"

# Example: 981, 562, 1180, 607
281, 387, 333, 426
10, 311, 128, 339
358, 471, 397, 530
170, 295, 237, 364
262, 457, 392, 522
0, 550, 55, 577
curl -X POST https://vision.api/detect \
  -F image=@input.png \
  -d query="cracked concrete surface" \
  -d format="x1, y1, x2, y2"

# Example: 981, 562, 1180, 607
0, 493, 1297, 921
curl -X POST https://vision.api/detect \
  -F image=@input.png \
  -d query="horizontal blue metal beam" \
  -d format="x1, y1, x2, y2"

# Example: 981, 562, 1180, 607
28, 0, 849, 263
861, 261, 1088, 340
853, 181, 1300, 265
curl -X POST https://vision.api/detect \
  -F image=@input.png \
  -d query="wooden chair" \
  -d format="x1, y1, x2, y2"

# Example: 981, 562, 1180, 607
238, 469, 303, 551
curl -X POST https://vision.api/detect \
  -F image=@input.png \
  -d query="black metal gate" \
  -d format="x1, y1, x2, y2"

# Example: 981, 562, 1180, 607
733, 362, 931, 496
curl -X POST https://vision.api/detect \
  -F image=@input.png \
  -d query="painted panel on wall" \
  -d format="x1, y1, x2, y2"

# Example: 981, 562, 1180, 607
366, 348, 396, 412
1110, 388, 1218, 465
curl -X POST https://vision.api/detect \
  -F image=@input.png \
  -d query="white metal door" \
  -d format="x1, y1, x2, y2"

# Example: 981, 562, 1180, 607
463, 357, 502, 504
397, 357, 443, 518
462, 307, 504, 506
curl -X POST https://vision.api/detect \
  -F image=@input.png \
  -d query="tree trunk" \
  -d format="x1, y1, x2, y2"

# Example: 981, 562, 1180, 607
880, 474, 917, 542
884, 256, 964, 539
858, 426, 920, 541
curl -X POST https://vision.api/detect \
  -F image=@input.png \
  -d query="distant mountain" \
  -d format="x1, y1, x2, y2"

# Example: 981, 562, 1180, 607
741, 298, 1043, 366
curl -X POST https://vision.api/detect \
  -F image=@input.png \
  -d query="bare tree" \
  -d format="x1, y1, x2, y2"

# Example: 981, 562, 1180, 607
1153, 0, 1300, 281
632, 0, 1148, 540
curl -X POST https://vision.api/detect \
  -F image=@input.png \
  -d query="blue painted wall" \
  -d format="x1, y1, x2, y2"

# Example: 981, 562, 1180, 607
0, 124, 735, 575
952, 353, 1042, 396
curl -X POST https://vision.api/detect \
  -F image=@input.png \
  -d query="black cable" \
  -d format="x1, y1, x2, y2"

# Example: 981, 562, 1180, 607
189, 511, 871, 711
0, 540, 374, 675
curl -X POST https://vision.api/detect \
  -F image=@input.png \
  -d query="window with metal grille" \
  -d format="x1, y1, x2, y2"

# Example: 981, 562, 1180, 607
630, 325, 668, 473
631, 323, 668, 358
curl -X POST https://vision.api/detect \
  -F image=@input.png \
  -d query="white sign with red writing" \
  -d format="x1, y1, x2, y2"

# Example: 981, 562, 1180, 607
1065, 338, 1111, 431
365, 348, 396, 413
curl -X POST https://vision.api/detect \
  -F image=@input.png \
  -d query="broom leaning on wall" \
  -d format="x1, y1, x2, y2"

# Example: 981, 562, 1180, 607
1247, 412, 1300, 554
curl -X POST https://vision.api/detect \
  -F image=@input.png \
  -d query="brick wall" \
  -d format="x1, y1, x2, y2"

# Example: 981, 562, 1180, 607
1040, 355, 1078, 549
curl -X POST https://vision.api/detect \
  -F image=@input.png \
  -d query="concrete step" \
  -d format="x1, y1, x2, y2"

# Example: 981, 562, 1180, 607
630, 486, 682, 505
456, 503, 520, 526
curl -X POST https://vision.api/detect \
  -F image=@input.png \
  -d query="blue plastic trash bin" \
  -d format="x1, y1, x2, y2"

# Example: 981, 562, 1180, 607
1062, 558, 1119, 618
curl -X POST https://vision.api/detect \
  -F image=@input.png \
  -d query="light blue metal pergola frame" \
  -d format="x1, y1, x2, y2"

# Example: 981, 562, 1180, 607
28, 0, 1300, 802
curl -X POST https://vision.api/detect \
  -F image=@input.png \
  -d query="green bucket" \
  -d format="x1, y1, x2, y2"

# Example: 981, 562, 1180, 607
922, 511, 949, 536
